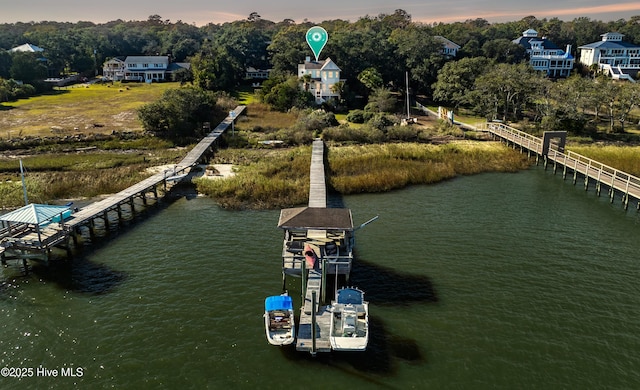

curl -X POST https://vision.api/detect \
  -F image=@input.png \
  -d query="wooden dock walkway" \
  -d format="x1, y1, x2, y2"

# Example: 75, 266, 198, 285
296, 269, 332, 353
67, 105, 245, 230
308, 139, 326, 208
1, 106, 244, 263
478, 121, 640, 209
295, 139, 335, 354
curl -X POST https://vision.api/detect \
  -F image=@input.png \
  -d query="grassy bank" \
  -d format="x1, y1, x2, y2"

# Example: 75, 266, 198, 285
195, 148, 311, 209
0, 82, 179, 137
328, 142, 530, 194
568, 144, 640, 177
195, 141, 531, 209
0, 148, 184, 208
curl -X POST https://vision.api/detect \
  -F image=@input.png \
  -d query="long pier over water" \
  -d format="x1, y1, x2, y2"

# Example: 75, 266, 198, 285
278, 139, 368, 355
67, 106, 245, 230
478, 121, 640, 209
1, 106, 245, 264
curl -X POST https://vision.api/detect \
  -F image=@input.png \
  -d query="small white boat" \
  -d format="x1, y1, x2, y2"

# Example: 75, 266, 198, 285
264, 294, 295, 346
329, 287, 369, 351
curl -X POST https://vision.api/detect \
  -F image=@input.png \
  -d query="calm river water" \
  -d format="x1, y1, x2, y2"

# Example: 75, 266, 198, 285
1, 165, 640, 389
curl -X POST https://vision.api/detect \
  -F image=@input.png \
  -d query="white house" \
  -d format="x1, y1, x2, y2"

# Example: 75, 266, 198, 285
9, 43, 44, 53
102, 57, 125, 79
245, 67, 271, 80
298, 57, 343, 104
513, 29, 574, 78
578, 32, 640, 82
102, 56, 170, 82
434, 36, 460, 57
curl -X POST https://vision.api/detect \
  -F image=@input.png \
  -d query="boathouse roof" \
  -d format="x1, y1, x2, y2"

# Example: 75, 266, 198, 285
0, 204, 70, 225
277, 207, 353, 230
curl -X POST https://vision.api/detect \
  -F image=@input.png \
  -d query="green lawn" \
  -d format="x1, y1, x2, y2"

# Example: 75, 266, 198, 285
0, 82, 180, 137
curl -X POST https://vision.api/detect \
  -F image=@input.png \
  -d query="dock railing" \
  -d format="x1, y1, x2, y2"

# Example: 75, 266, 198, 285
548, 148, 640, 198
480, 122, 543, 154
477, 121, 640, 207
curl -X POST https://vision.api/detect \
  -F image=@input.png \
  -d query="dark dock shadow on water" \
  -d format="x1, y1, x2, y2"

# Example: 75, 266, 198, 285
329, 185, 439, 306
29, 256, 127, 295
278, 231, 437, 379
2, 186, 193, 295
279, 186, 437, 379
350, 255, 439, 306
279, 315, 425, 383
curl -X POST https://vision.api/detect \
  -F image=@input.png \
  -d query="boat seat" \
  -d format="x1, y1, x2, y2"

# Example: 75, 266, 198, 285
325, 242, 338, 257
342, 314, 356, 335
286, 240, 304, 254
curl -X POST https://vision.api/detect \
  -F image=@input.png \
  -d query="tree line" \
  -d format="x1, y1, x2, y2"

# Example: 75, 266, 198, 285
1, 11, 640, 134
1, 11, 639, 91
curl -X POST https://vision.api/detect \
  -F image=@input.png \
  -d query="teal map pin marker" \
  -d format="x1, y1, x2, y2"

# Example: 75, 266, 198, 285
306, 26, 328, 61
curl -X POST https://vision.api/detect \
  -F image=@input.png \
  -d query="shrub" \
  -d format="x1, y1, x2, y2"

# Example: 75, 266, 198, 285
274, 127, 314, 146
346, 110, 366, 124
387, 125, 419, 141
368, 113, 396, 131
322, 124, 384, 144
295, 109, 339, 131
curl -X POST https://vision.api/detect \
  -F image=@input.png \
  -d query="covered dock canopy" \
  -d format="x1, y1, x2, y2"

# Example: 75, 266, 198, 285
277, 207, 353, 230
0, 204, 71, 226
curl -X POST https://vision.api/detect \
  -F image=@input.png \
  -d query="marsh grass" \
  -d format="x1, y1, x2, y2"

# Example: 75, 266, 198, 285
0, 152, 149, 172
568, 145, 640, 177
328, 142, 530, 194
0, 149, 184, 208
196, 141, 531, 209
195, 147, 311, 209
0, 165, 151, 208
237, 103, 297, 132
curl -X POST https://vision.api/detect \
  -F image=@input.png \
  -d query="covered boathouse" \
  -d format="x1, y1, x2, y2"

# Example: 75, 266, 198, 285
0, 203, 73, 265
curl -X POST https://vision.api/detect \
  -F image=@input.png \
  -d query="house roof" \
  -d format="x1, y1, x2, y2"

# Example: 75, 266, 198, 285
246, 67, 270, 72
513, 36, 560, 50
434, 36, 460, 49
9, 43, 44, 53
277, 207, 353, 230
301, 58, 341, 72
167, 62, 190, 72
0, 204, 70, 225
578, 40, 640, 50
125, 56, 169, 64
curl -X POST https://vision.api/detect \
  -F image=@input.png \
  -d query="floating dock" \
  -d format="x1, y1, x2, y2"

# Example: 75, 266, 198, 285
296, 270, 332, 353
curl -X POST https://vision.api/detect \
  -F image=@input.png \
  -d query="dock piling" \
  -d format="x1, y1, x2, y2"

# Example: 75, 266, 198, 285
321, 258, 327, 305
0, 107, 245, 266
480, 123, 640, 213
311, 290, 317, 356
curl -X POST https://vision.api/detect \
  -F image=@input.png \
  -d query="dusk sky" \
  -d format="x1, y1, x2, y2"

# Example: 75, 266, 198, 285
2, 0, 639, 25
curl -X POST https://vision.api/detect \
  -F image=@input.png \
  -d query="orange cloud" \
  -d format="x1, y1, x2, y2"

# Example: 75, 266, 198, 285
188, 11, 246, 25
416, 2, 640, 24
